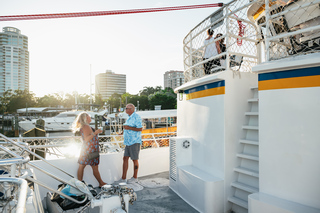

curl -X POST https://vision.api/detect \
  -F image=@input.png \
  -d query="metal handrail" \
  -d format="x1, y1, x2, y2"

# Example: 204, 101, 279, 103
0, 177, 28, 213
0, 156, 30, 166
0, 133, 92, 204
26, 176, 89, 204
0, 133, 74, 178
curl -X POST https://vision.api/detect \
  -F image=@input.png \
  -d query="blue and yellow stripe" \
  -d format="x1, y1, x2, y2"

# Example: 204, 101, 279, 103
259, 66, 320, 91
184, 80, 225, 100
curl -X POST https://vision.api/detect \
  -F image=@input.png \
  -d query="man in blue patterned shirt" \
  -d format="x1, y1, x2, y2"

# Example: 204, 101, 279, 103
119, 104, 142, 184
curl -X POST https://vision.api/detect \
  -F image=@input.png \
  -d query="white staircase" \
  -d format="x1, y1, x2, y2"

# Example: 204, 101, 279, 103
228, 86, 259, 213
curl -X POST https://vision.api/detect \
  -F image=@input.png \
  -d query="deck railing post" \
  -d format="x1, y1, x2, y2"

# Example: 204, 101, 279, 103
265, 0, 270, 61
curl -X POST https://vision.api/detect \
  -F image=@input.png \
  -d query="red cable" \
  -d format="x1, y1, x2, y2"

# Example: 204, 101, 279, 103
0, 3, 223, 22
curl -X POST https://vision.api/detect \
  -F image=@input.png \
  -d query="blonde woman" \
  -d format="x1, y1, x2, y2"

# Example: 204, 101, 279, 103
72, 112, 106, 187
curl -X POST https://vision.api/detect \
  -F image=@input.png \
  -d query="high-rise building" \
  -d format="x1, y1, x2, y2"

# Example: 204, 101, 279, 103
164, 70, 184, 90
95, 70, 126, 100
0, 27, 29, 96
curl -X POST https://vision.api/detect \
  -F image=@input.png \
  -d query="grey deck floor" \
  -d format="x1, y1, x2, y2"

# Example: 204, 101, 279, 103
129, 172, 198, 213
45, 171, 197, 213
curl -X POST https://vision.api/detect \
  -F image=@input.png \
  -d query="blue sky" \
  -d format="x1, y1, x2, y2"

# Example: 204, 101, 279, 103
0, 0, 224, 97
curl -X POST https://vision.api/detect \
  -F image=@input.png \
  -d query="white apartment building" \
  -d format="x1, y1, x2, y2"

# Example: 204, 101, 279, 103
0, 27, 29, 96
95, 70, 126, 100
164, 70, 184, 90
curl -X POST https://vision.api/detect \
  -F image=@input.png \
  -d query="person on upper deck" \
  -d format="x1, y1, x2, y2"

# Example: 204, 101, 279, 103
203, 29, 221, 74
117, 104, 142, 184
215, 33, 226, 66
72, 112, 106, 188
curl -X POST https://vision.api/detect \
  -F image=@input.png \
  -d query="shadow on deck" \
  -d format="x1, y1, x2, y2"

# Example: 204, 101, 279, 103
129, 171, 198, 213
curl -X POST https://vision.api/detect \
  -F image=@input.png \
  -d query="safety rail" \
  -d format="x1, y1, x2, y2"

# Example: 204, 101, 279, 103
183, 0, 260, 82
0, 178, 29, 213
261, 0, 320, 60
0, 133, 92, 213
182, 0, 320, 82
2, 132, 177, 159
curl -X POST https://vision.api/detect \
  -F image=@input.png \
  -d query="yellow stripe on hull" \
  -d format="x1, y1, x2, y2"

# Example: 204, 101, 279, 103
186, 86, 225, 100
259, 75, 320, 91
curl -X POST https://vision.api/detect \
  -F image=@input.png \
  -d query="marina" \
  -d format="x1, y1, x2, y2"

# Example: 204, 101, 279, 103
0, 0, 320, 212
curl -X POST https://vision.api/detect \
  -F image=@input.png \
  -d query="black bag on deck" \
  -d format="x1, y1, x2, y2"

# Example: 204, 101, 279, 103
59, 195, 89, 210
50, 183, 66, 204
51, 182, 97, 211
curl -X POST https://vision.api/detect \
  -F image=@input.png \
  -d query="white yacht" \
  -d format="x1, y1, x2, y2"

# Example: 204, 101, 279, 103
0, 0, 319, 212
19, 110, 108, 132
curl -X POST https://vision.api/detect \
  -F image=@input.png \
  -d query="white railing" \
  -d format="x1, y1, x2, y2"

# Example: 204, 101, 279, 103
263, 0, 320, 60
183, 0, 320, 82
0, 133, 98, 213
0, 178, 29, 213
183, 0, 260, 82
1, 132, 176, 159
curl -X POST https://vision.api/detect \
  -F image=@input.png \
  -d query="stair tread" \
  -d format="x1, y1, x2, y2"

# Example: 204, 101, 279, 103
242, 125, 259, 130
245, 112, 259, 115
239, 139, 259, 145
231, 181, 259, 193
234, 167, 259, 177
237, 153, 259, 161
248, 98, 258, 102
228, 196, 248, 209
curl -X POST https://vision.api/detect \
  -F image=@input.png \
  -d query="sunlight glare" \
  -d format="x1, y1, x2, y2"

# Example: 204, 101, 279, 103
61, 143, 81, 158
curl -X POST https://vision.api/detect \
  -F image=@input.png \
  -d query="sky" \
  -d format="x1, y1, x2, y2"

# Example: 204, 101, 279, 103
0, 0, 223, 97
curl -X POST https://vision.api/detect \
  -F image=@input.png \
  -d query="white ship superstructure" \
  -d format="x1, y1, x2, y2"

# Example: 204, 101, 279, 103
171, 0, 320, 212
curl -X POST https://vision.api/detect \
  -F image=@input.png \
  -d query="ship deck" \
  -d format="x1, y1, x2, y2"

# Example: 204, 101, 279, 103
96, 171, 198, 213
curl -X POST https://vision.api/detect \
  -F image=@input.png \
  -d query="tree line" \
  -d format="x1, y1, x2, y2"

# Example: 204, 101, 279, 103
0, 86, 177, 114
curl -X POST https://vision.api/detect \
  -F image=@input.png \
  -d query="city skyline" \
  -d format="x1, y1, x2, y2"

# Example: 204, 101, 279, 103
0, 27, 29, 96
0, 0, 223, 97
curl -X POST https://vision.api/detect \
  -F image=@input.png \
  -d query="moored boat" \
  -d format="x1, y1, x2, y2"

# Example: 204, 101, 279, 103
19, 110, 108, 132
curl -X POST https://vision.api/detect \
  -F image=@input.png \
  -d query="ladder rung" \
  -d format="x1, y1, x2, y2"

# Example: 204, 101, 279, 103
237, 153, 259, 161
228, 196, 248, 209
248, 98, 258, 103
234, 167, 259, 177
239, 139, 259, 145
231, 181, 259, 193
242, 125, 259, 130
245, 112, 259, 116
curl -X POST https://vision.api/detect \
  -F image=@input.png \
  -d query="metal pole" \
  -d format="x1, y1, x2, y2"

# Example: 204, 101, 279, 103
26, 103, 28, 120
90, 64, 93, 111
226, 5, 230, 71
265, 0, 270, 61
